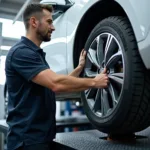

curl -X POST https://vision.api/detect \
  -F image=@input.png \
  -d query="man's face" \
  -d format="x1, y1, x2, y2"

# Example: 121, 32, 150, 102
36, 9, 55, 42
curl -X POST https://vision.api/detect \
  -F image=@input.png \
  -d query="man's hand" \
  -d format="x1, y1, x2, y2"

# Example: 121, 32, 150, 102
78, 49, 86, 69
94, 68, 109, 88
69, 49, 86, 77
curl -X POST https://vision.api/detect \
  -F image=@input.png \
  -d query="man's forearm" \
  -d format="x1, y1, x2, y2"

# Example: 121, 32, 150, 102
69, 66, 83, 77
32, 69, 108, 93
32, 69, 95, 93
53, 74, 95, 93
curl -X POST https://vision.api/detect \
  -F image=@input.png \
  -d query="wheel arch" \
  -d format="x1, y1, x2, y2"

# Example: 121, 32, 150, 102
73, 0, 132, 68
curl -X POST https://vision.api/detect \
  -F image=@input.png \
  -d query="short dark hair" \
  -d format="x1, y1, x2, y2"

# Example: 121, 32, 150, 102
23, 3, 53, 30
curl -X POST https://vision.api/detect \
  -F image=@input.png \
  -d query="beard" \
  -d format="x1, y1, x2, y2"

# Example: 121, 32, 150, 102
36, 29, 51, 42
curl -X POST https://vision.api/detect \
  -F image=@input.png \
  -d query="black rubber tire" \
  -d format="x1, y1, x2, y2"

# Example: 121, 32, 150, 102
82, 16, 150, 134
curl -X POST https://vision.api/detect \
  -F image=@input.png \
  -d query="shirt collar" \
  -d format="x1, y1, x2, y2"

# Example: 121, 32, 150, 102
21, 36, 43, 52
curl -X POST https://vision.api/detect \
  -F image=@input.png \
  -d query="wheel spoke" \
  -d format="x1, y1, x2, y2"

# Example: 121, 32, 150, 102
105, 34, 113, 55
86, 88, 97, 99
106, 50, 122, 68
87, 99, 94, 109
104, 34, 118, 63
96, 36, 105, 65
101, 89, 110, 115
87, 48, 100, 69
92, 89, 101, 112
86, 88, 97, 110
108, 74, 123, 86
110, 73, 124, 78
108, 83, 118, 106
84, 68, 98, 78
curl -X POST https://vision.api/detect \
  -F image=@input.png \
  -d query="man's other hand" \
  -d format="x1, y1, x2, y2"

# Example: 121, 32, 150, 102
78, 49, 86, 68
94, 68, 109, 88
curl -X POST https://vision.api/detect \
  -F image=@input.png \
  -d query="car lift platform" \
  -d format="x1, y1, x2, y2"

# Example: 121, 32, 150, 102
1, 119, 150, 150
54, 128, 150, 150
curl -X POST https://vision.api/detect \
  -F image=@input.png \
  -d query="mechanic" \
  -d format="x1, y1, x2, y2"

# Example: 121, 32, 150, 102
5, 3, 109, 150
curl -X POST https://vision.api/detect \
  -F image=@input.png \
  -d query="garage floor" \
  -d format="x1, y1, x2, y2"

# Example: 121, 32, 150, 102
54, 128, 150, 150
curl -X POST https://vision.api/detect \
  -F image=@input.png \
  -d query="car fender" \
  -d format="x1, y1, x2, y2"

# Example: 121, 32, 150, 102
66, 0, 150, 73
66, 0, 102, 73
115, 0, 150, 41
116, 0, 150, 69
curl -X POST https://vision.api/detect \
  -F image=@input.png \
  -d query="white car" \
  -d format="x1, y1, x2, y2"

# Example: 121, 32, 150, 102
5, 0, 150, 135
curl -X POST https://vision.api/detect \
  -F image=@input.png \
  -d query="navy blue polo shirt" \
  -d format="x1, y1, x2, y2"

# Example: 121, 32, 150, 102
5, 36, 56, 150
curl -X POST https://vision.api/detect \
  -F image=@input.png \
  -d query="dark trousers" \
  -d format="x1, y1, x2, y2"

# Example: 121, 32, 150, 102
16, 142, 56, 150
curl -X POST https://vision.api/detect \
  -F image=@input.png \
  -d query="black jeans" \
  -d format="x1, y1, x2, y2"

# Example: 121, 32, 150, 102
16, 142, 56, 150
16, 141, 75, 150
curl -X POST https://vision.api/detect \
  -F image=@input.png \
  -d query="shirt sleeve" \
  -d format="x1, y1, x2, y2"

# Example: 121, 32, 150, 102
11, 47, 49, 81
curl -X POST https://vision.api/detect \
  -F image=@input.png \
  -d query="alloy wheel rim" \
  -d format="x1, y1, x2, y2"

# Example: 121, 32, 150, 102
84, 33, 125, 118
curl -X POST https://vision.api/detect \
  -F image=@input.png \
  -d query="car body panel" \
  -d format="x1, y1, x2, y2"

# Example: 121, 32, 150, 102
40, 0, 66, 5
41, 0, 150, 75
41, 13, 68, 74
116, 0, 150, 68
116, 0, 150, 41
66, 0, 150, 72
138, 30, 150, 69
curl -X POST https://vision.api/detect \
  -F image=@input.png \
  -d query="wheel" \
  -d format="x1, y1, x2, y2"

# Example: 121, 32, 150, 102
82, 16, 150, 134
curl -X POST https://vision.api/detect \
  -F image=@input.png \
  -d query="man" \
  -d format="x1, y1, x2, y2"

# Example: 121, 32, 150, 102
5, 3, 109, 150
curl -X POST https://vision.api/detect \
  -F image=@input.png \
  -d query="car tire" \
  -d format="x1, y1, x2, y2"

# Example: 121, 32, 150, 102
82, 16, 150, 134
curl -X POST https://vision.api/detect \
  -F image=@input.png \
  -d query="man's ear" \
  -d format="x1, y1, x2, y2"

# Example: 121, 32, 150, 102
30, 17, 38, 28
